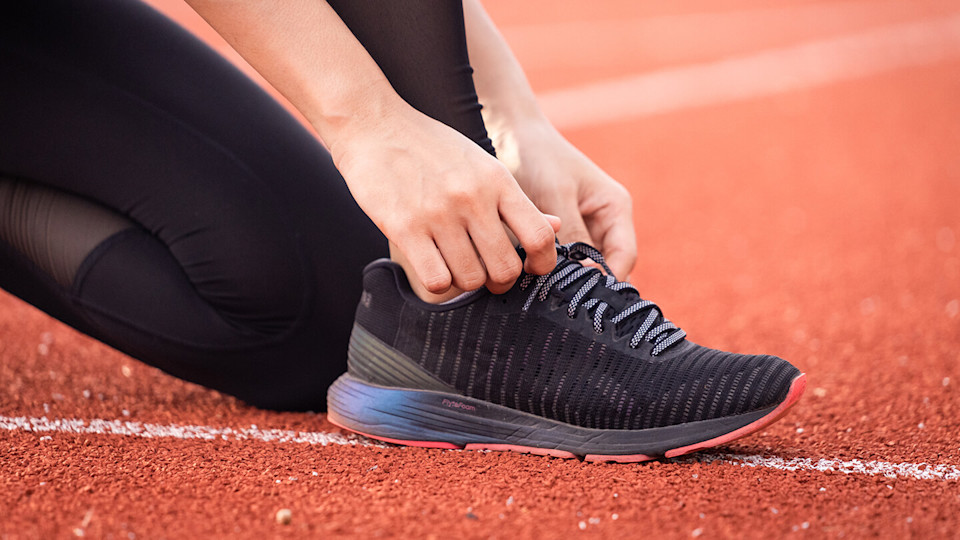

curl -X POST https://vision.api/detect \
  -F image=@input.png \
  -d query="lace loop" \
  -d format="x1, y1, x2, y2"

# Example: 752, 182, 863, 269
519, 242, 686, 355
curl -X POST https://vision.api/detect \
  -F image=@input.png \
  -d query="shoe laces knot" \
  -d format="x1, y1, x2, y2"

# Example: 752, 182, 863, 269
518, 242, 686, 356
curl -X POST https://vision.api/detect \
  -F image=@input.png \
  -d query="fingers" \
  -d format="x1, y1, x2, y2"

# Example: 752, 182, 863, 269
396, 210, 530, 296
601, 226, 637, 278
544, 214, 562, 234
396, 187, 554, 296
590, 200, 637, 279
396, 236, 452, 295
561, 210, 605, 273
499, 188, 558, 275
555, 205, 593, 246
433, 228, 488, 291
466, 217, 524, 294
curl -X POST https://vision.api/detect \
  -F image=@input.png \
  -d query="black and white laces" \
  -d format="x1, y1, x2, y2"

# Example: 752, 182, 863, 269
518, 242, 686, 356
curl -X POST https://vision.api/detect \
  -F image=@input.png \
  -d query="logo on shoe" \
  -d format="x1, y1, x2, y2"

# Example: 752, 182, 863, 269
441, 398, 476, 412
360, 291, 372, 308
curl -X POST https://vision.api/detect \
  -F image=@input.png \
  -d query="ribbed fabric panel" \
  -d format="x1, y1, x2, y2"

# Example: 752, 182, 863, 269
384, 292, 797, 430
0, 177, 133, 288
365, 264, 799, 431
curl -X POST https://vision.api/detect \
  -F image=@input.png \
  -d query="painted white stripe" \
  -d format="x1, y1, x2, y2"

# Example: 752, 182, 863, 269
537, 14, 960, 129
690, 453, 960, 482
3, 414, 957, 482
0, 413, 383, 448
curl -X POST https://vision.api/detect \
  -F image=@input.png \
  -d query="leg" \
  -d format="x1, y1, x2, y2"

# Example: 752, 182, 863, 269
1, 0, 386, 410
0, 0, 499, 409
326, 0, 496, 156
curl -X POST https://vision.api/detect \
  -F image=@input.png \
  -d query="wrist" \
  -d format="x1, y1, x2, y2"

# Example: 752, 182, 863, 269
313, 79, 410, 164
485, 104, 556, 171
481, 93, 550, 138
487, 109, 562, 160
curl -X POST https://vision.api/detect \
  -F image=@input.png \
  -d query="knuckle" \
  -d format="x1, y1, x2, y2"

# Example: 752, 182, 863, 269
421, 199, 449, 221
489, 171, 517, 193
483, 160, 510, 179
446, 186, 475, 206
456, 270, 487, 291
485, 283, 510, 295
378, 217, 407, 241
422, 273, 451, 293
527, 224, 556, 250
489, 258, 522, 284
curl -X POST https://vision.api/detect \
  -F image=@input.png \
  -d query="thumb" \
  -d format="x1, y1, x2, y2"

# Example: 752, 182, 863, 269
557, 208, 609, 273
543, 213, 562, 234
556, 207, 594, 246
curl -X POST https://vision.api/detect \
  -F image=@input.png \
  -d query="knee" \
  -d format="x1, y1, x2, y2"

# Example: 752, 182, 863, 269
159, 186, 313, 337
184, 212, 311, 335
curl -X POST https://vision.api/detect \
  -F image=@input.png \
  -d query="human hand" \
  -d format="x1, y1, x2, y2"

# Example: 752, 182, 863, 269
492, 120, 637, 278
330, 103, 561, 296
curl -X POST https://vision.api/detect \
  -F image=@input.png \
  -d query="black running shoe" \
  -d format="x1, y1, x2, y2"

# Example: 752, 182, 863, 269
327, 242, 805, 462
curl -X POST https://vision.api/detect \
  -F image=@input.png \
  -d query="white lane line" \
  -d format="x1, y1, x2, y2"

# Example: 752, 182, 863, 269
0, 413, 381, 448
691, 453, 960, 482
3, 414, 958, 481
537, 14, 960, 130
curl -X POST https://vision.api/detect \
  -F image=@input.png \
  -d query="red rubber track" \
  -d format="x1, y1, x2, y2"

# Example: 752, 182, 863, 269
2, 0, 959, 538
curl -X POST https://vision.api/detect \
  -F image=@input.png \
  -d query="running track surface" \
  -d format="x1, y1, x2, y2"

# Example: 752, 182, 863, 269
2, 0, 959, 537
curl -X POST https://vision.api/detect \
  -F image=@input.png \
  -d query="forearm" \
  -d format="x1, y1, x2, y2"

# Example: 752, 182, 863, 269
185, 0, 560, 298
183, 0, 407, 162
462, 0, 547, 133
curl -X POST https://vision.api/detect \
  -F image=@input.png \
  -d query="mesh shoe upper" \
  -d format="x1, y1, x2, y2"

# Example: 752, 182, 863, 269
354, 243, 800, 431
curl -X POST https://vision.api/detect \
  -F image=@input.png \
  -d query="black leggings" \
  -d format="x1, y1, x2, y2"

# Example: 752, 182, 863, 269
0, 0, 494, 410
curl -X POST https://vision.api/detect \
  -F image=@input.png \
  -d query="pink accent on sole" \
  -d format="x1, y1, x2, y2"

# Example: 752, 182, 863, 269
581, 374, 807, 463
663, 373, 807, 459
584, 452, 657, 463
463, 443, 577, 459
327, 412, 462, 450
328, 373, 806, 463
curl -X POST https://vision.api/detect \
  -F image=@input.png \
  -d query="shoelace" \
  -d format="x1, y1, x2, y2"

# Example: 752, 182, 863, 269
518, 242, 686, 356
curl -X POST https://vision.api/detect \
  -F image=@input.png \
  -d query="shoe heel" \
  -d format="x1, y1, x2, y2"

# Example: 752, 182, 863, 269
346, 324, 457, 392
326, 372, 475, 448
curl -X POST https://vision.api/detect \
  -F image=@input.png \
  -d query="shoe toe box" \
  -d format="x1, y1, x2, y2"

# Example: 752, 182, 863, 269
652, 345, 801, 427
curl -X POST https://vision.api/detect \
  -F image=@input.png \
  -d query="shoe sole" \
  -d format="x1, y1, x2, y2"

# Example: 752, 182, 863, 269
327, 372, 806, 463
